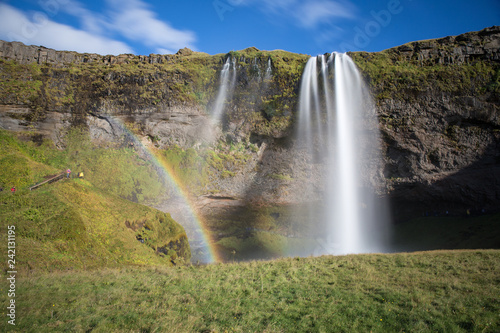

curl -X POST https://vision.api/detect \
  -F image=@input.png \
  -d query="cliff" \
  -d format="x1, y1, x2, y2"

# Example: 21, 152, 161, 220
0, 26, 499, 226
352, 26, 500, 219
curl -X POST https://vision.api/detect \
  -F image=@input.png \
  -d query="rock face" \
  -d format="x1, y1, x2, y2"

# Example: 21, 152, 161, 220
0, 40, 188, 66
379, 95, 499, 220
393, 26, 500, 64
0, 27, 499, 223
361, 26, 500, 219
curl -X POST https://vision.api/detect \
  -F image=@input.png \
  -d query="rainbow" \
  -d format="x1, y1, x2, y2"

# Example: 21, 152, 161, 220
103, 115, 221, 263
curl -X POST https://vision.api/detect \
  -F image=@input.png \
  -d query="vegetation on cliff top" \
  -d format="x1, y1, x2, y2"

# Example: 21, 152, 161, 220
0, 47, 310, 148
0, 48, 308, 126
1, 250, 498, 332
350, 50, 500, 102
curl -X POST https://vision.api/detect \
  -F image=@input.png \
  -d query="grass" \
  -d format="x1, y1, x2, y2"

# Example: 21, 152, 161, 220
155, 141, 257, 195
0, 178, 190, 272
62, 128, 165, 204
0, 128, 164, 204
0, 250, 498, 332
0, 129, 190, 271
158, 145, 209, 194
0, 60, 42, 105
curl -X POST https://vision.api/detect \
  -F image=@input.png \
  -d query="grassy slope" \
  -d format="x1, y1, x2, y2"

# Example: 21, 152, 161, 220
0, 130, 190, 271
0, 250, 498, 332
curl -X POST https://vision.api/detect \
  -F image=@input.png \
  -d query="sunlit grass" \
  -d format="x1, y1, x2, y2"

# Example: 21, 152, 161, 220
0, 129, 190, 271
1, 250, 498, 332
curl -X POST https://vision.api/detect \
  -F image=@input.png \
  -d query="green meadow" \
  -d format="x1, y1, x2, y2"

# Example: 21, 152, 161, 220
1, 250, 498, 332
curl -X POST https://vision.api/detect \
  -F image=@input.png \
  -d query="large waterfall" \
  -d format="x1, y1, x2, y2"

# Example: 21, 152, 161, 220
297, 53, 389, 255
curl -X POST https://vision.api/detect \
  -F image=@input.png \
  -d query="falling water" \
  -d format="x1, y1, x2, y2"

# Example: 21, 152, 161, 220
332, 53, 364, 254
296, 53, 389, 255
252, 57, 261, 79
211, 56, 237, 124
264, 58, 272, 82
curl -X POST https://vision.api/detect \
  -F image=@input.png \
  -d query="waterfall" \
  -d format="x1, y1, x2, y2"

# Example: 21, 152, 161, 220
253, 57, 261, 80
264, 57, 272, 82
211, 56, 237, 125
296, 53, 389, 255
332, 53, 363, 254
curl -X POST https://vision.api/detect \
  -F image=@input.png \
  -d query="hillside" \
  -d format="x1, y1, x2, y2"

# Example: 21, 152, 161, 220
0, 250, 498, 332
0, 130, 190, 271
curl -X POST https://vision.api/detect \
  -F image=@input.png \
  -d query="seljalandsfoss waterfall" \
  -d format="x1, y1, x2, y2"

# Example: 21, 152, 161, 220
297, 53, 390, 255
204, 52, 391, 260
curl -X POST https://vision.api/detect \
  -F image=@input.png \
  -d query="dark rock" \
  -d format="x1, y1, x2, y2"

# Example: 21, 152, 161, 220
176, 47, 193, 56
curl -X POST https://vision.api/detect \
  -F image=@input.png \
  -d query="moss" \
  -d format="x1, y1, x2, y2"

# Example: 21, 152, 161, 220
206, 142, 252, 176
159, 145, 209, 194
0, 132, 191, 272
269, 173, 293, 181
351, 51, 499, 103
135, 212, 191, 262
485, 66, 500, 93
0, 59, 43, 105
249, 111, 292, 137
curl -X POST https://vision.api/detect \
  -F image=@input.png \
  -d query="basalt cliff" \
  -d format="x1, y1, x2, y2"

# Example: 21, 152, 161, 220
1, 26, 499, 248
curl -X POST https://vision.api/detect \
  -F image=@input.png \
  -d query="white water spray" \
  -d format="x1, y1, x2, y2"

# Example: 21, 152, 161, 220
332, 53, 364, 254
253, 57, 261, 80
211, 56, 237, 125
297, 53, 389, 255
264, 58, 272, 82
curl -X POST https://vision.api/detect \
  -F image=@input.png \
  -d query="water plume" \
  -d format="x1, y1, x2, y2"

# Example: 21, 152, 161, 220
211, 56, 237, 125
296, 53, 390, 256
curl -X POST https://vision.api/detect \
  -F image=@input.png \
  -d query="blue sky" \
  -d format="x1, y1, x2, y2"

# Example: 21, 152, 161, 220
0, 0, 498, 56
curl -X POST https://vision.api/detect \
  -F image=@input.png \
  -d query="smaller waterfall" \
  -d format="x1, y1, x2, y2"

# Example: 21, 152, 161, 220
252, 57, 261, 80
231, 57, 237, 87
264, 58, 272, 82
211, 56, 237, 125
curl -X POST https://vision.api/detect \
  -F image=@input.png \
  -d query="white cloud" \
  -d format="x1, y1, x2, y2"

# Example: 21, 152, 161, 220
228, 0, 354, 29
59, 0, 108, 35
155, 47, 174, 55
0, 0, 197, 55
314, 26, 344, 44
106, 0, 196, 51
0, 3, 133, 55
297, 0, 353, 28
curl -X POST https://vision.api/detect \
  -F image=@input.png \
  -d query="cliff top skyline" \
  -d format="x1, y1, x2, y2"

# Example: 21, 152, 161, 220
0, 0, 499, 57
